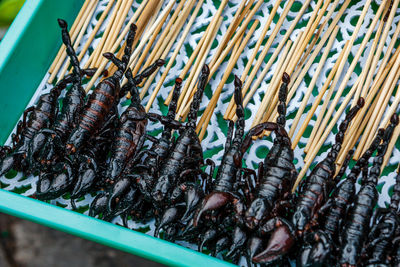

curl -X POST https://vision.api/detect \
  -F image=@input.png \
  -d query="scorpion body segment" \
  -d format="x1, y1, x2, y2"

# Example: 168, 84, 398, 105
253, 99, 365, 265
338, 114, 399, 267
151, 65, 209, 206
245, 73, 296, 230
66, 24, 137, 154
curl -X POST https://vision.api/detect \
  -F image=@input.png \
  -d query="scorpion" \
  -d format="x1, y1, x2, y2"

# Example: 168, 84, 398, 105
89, 77, 182, 222
65, 23, 138, 154
151, 64, 210, 208
245, 72, 297, 230
363, 163, 400, 267
0, 62, 96, 177
252, 98, 365, 265
193, 75, 291, 227
298, 128, 384, 266
338, 113, 399, 266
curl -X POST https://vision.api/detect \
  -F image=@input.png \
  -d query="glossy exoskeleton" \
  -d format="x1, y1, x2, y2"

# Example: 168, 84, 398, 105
363, 163, 400, 267
298, 128, 384, 266
338, 114, 398, 266
151, 65, 210, 207
253, 98, 365, 264
65, 23, 137, 154
245, 72, 297, 230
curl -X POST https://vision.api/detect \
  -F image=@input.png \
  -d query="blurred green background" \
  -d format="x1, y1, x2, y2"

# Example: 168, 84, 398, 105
0, 0, 25, 39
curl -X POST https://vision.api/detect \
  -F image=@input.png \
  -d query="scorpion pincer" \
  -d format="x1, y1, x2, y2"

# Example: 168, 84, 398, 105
338, 113, 399, 267
245, 72, 297, 230
151, 64, 210, 207
298, 128, 384, 266
193, 74, 291, 227
65, 23, 137, 154
252, 98, 365, 264
363, 163, 400, 267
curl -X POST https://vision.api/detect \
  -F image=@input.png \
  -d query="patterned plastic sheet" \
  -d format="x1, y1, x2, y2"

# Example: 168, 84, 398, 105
1, 0, 400, 263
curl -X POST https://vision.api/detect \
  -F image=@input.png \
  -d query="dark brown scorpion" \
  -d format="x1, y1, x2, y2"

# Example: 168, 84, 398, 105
65, 23, 137, 154
338, 113, 398, 267
151, 64, 210, 208
363, 163, 400, 267
298, 127, 384, 266
253, 98, 365, 264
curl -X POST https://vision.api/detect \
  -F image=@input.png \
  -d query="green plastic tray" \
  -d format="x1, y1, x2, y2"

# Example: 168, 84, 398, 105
0, 0, 234, 266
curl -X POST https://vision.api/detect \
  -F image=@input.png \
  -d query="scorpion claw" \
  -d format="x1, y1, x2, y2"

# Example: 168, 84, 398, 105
193, 192, 232, 226
107, 177, 131, 213
253, 223, 295, 264
0, 155, 15, 176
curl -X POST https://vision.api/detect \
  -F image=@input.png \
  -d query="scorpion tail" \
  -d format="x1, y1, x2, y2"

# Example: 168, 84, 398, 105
232, 75, 245, 147
368, 113, 399, 184
329, 98, 365, 159
187, 65, 209, 127
57, 19, 81, 80
277, 72, 290, 128
390, 163, 400, 211
167, 78, 183, 120
193, 192, 233, 226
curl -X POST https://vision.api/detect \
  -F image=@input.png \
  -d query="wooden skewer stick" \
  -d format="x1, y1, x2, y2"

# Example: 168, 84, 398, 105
292, 76, 362, 191
197, 20, 259, 140
164, 0, 259, 106
337, 46, 400, 164
197, 24, 246, 140
223, 0, 283, 120
382, 119, 400, 172
254, 0, 332, 128
83, 0, 148, 70
288, 26, 339, 138
176, 17, 223, 120
253, 33, 302, 130
88, 0, 122, 68
179, 0, 261, 120
48, 0, 92, 74
130, 0, 176, 79
84, 0, 167, 92
57, 0, 101, 80
94, 0, 135, 67
305, 0, 378, 155
138, 0, 197, 99
103, 0, 163, 77
135, 0, 186, 75
145, 0, 204, 112
292, 41, 349, 149
48, 0, 98, 83
352, 52, 400, 158
226, 0, 313, 121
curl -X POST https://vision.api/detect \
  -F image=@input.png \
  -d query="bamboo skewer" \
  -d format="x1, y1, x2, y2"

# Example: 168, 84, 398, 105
88, 0, 122, 68
48, 0, 98, 83
288, 26, 338, 139
84, 0, 166, 92
292, 41, 350, 149
197, 20, 259, 140
252, 33, 302, 129
382, 122, 400, 171
48, 0, 92, 74
145, 0, 204, 111
223, 0, 283, 119
227, 0, 314, 121
137, 0, 197, 98
305, 0, 380, 156
175, 17, 223, 119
